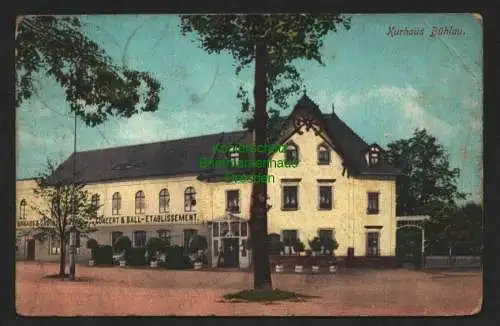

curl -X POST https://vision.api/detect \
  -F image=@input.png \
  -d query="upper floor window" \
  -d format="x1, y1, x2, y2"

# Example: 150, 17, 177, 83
112, 192, 121, 215
135, 191, 146, 214
184, 187, 196, 212
319, 186, 333, 210
367, 192, 380, 214
366, 232, 380, 256
133, 230, 147, 247
226, 190, 240, 213
228, 145, 239, 168
19, 199, 27, 219
366, 144, 381, 166
317, 144, 330, 165
284, 142, 299, 165
91, 194, 100, 209
282, 186, 298, 210
159, 188, 170, 213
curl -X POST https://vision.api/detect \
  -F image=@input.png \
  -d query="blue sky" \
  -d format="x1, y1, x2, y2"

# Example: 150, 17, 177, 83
16, 14, 483, 203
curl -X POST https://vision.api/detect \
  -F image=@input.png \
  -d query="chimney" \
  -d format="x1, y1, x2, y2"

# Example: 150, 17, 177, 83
331, 104, 335, 113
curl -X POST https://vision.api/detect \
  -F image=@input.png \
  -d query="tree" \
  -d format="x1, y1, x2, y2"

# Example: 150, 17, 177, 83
30, 160, 101, 276
16, 15, 162, 127
386, 129, 468, 249
180, 14, 351, 290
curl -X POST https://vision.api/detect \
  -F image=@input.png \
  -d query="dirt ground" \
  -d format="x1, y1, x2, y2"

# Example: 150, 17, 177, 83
15, 261, 482, 316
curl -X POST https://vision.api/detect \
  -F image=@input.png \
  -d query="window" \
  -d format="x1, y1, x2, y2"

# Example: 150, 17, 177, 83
112, 192, 121, 215
157, 229, 171, 245
282, 229, 298, 246
74, 231, 81, 247
284, 142, 299, 165
318, 229, 334, 243
212, 222, 219, 237
241, 239, 247, 257
19, 199, 27, 219
230, 222, 240, 236
159, 188, 170, 213
367, 145, 381, 165
319, 186, 333, 210
213, 239, 219, 255
133, 230, 147, 247
184, 187, 196, 212
366, 232, 380, 256
282, 186, 298, 210
183, 229, 198, 250
91, 194, 100, 209
240, 222, 248, 237
317, 144, 330, 165
367, 192, 380, 214
228, 145, 239, 167
49, 235, 60, 255
135, 191, 146, 214
226, 190, 240, 213
111, 231, 123, 248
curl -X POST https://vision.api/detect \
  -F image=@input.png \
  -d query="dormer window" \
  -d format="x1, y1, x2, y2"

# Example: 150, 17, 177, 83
285, 142, 299, 165
366, 144, 382, 166
228, 145, 239, 168
317, 144, 330, 165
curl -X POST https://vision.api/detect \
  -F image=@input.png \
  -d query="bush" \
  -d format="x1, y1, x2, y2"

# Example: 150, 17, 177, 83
163, 245, 193, 269
146, 237, 167, 261
268, 234, 284, 254
322, 238, 339, 255
94, 245, 113, 265
189, 234, 208, 253
127, 247, 148, 266
294, 239, 305, 253
113, 236, 132, 256
308, 237, 322, 252
86, 238, 99, 259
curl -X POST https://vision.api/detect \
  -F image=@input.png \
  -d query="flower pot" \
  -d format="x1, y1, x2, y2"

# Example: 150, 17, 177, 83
194, 262, 203, 270
312, 265, 320, 273
150, 261, 158, 268
119, 260, 126, 267
329, 265, 337, 273
88, 260, 95, 266
295, 265, 303, 273
280, 251, 284, 256
275, 264, 284, 273
312, 251, 317, 257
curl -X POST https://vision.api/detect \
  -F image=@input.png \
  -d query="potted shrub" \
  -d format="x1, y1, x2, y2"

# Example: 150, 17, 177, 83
189, 234, 208, 270
86, 238, 98, 266
309, 237, 322, 257
293, 239, 305, 272
322, 237, 339, 256
146, 237, 166, 268
283, 237, 293, 256
113, 235, 132, 267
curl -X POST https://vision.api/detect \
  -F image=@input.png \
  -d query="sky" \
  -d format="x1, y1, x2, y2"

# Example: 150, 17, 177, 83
16, 14, 483, 203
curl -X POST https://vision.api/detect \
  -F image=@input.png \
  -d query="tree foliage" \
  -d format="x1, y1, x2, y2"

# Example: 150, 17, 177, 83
30, 159, 101, 275
16, 16, 162, 127
179, 14, 351, 129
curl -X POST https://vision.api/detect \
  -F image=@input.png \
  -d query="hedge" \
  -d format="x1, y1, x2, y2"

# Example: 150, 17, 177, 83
94, 245, 113, 265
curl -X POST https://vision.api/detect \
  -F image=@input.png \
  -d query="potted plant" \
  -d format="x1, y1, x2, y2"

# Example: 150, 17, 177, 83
86, 238, 98, 266
113, 235, 132, 267
146, 237, 166, 268
189, 234, 208, 270
309, 237, 322, 257
293, 239, 305, 272
283, 237, 293, 256
322, 237, 339, 256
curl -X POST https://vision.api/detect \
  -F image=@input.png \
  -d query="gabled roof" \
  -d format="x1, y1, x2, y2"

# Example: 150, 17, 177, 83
49, 95, 400, 185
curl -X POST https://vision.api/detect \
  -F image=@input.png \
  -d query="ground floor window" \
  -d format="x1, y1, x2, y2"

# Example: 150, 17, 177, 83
133, 230, 147, 247
366, 232, 380, 256
183, 229, 198, 251
157, 229, 171, 245
282, 229, 298, 247
111, 231, 123, 248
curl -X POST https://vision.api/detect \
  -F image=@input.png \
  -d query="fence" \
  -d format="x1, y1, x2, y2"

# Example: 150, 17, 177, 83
424, 255, 482, 269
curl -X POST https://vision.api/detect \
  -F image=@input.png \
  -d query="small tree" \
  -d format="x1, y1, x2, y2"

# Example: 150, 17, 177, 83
86, 238, 98, 260
308, 237, 322, 253
146, 237, 167, 262
30, 160, 101, 276
113, 236, 132, 260
294, 239, 305, 254
321, 238, 339, 256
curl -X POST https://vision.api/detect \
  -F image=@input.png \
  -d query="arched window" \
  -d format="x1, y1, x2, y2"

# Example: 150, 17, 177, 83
19, 199, 27, 220
112, 192, 121, 215
91, 194, 100, 209
184, 187, 196, 212
285, 142, 299, 165
135, 191, 146, 214
317, 144, 330, 165
159, 188, 170, 213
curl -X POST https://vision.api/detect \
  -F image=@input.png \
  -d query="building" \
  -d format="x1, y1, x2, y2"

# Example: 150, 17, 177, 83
16, 94, 401, 268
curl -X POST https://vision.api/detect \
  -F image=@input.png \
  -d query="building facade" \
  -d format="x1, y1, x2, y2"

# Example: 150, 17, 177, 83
16, 95, 400, 268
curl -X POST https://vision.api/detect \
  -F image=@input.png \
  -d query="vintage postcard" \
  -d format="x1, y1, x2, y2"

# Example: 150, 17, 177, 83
15, 13, 482, 316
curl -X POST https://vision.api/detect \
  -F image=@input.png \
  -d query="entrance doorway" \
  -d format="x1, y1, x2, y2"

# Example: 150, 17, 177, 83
223, 238, 239, 268
26, 239, 35, 261
396, 227, 423, 269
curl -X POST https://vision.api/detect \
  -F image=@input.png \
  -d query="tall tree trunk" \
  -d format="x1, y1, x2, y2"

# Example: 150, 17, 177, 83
249, 42, 272, 291
59, 238, 66, 276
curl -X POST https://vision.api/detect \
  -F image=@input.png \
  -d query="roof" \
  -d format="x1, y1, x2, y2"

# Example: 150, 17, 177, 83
48, 95, 400, 185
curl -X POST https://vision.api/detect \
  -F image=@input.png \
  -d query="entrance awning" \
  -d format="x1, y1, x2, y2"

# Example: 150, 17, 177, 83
211, 213, 249, 223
